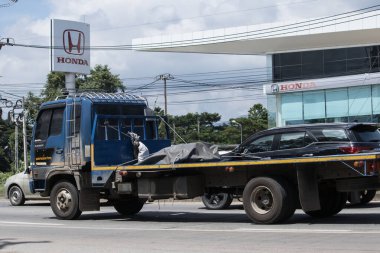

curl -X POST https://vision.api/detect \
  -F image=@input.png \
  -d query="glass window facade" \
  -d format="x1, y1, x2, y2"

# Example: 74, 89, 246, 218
273, 46, 380, 82
279, 84, 380, 126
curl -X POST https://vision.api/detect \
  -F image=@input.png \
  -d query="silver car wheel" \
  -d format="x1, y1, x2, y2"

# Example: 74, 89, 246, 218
9, 185, 25, 206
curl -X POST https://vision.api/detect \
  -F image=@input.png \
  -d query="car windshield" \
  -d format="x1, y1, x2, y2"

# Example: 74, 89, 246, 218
350, 125, 380, 142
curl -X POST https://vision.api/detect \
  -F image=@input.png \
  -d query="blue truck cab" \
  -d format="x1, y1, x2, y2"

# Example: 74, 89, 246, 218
30, 92, 170, 219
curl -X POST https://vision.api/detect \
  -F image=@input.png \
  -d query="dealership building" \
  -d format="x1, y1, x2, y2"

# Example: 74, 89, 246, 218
133, 10, 380, 127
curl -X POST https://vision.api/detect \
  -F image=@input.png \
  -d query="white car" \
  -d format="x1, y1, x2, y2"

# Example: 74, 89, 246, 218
4, 168, 46, 206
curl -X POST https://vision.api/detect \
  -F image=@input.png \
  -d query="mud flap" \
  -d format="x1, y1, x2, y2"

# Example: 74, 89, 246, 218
349, 191, 361, 204
79, 188, 100, 211
297, 168, 320, 212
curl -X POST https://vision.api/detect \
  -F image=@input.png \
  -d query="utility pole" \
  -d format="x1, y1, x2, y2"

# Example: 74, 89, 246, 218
173, 123, 176, 144
14, 121, 18, 172
155, 74, 173, 115
22, 97, 28, 171
197, 117, 200, 141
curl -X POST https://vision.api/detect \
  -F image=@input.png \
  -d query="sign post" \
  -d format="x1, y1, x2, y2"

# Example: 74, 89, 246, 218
51, 19, 90, 94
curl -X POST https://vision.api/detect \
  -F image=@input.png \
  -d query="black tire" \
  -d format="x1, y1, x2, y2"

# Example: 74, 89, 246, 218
359, 190, 376, 204
9, 185, 25, 206
50, 181, 82, 220
243, 177, 296, 224
305, 187, 347, 218
114, 198, 146, 216
202, 193, 233, 210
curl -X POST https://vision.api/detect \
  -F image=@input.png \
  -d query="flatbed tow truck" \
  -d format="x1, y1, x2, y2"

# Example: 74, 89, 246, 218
116, 152, 380, 224
29, 92, 380, 224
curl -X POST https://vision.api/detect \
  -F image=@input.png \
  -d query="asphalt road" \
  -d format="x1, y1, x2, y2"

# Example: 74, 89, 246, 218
2, 199, 380, 253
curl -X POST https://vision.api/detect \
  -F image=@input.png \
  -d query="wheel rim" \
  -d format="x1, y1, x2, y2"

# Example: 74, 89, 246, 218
56, 188, 73, 212
11, 188, 21, 203
209, 194, 224, 205
250, 186, 273, 214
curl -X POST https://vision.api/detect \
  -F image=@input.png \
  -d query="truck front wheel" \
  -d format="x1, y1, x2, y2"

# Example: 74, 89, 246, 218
243, 177, 296, 224
114, 198, 146, 216
50, 181, 82, 220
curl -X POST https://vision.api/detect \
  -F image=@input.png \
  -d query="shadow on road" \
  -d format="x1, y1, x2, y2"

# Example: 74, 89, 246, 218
0, 238, 50, 250
78, 211, 251, 223
73, 202, 380, 225
23, 202, 50, 207
290, 212, 380, 225
198, 204, 244, 210
345, 202, 380, 209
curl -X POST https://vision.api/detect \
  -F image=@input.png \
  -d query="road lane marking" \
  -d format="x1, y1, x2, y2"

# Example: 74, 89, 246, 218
0, 221, 64, 226
170, 213, 186, 216
2, 221, 380, 234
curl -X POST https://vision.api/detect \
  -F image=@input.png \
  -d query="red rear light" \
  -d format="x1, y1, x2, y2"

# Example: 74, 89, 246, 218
119, 171, 128, 176
339, 146, 371, 154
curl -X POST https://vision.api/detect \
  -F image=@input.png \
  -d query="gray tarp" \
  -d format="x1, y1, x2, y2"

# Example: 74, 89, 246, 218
137, 142, 221, 165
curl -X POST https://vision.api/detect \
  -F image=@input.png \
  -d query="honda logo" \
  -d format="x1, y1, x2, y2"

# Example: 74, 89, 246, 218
271, 84, 279, 93
63, 29, 85, 55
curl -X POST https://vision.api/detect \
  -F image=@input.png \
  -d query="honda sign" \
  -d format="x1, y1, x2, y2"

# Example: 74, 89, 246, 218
51, 19, 90, 74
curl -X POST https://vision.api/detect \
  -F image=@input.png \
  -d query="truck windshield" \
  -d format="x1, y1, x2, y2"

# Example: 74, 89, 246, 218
95, 116, 168, 141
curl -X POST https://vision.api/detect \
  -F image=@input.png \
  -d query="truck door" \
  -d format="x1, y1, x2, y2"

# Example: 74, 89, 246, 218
32, 106, 65, 190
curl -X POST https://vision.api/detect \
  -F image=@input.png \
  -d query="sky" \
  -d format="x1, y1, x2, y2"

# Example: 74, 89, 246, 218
0, 0, 378, 121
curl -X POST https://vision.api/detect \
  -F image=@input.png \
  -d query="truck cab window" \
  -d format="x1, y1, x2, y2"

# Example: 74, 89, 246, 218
121, 119, 132, 140
35, 109, 52, 141
107, 119, 119, 140
145, 120, 157, 140
49, 108, 64, 136
133, 119, 144, 138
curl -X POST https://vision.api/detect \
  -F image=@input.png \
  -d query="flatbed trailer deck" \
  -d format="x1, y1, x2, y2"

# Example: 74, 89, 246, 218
109, 152, 380, 224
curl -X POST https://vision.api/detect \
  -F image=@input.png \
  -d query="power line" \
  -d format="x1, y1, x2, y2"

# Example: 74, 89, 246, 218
0, 0, 17, 8
4, 5, 380, 51
133, 5, 380, 48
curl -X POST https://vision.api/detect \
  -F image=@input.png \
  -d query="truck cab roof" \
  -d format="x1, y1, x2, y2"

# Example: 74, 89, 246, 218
40, 92, 147, 109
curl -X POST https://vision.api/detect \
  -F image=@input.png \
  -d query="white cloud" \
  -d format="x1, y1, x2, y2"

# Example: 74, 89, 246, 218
0, 0, 374, 120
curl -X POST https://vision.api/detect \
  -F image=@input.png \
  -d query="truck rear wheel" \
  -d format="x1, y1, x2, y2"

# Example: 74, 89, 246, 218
50, 181, 82, 220
114, 198, 146, 216
243, 177, 296, 224
359, 190, 376, 204
304, 187, 347, 218
202, 193, 233, 210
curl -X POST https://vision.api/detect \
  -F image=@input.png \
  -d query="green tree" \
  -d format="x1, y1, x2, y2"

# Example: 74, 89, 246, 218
0, 118, 12, 172
24, 92, 43, 125
170, 112, 221, 144
78, 65, 125, 92
229, 103, 268, 144
248, 103, 268, 131
41, 72, 66, 101
41, 64, 125, 101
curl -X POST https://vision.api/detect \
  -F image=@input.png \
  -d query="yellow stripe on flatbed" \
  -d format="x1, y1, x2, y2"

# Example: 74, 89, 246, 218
91, 153, 380, 171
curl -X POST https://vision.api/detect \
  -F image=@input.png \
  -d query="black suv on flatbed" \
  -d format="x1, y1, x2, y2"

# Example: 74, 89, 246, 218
202, 123, 380, 209
233, 123, 380, 159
